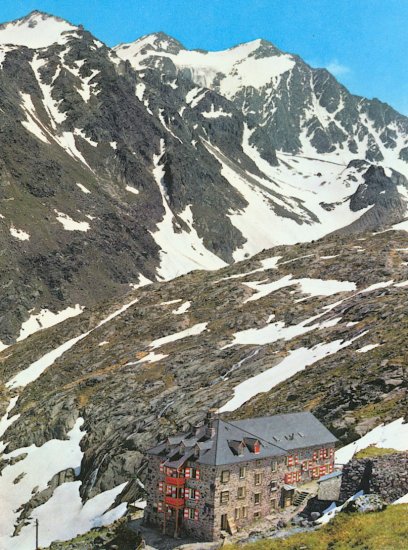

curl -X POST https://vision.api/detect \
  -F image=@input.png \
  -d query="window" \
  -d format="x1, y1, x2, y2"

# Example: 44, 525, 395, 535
241, 506, 248, 519
184, 508, 198, 520
191, 468, 200, 480
270, 480, 278, 492
271, 460, 277, 472
221, 470, 230, 483
237, 486, 246, 499
234, 508, 240, 520
239, 466, 246, 479
256, 459, 262, 466
220, 491, 229, 504
253, 511, 261, 519
254, 473, 262, 486
271, 498, 278, 510
186, 487, 195, 500
254, 493, 261, 505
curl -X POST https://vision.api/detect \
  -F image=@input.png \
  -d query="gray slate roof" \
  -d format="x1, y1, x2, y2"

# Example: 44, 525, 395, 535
318, 470, 343, 482
147, 412, 337, 467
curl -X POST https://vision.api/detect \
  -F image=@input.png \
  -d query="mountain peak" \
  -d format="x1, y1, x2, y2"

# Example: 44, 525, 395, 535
114, 31, 184, 60
0, 10, 77, 49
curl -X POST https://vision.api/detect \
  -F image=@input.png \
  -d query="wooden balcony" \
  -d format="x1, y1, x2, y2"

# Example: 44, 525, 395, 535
165, 496, 185, 508
166, 476, 185, 486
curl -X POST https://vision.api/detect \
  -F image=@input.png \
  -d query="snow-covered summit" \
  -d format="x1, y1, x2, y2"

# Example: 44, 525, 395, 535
0, 10, 77, 49
115, 31, 184, 59
115, 35, 295, 98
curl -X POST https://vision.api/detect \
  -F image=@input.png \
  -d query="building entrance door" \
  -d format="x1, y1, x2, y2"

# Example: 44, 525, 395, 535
221, 513, 228, 531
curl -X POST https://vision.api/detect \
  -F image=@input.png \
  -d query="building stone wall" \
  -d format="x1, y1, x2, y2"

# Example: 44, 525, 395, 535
212, 455, 285, 537
339, 451, 408, 503
317, 474, 342, 501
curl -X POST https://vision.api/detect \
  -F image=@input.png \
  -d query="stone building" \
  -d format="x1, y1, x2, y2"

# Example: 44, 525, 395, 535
143, 411, 337, 541
317, 470, 342, 501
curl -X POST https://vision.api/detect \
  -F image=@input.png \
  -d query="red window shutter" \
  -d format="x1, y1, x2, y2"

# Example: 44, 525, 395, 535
287, 455, 293, 467
185, 467, 191, 479
313, 450, 318, 461
158, 502, 163, 512
194, 509, 199, 521
329, 448, 334, 458
295, 455, 299, 465
195, 469, 200, 480
329, 464, 334, 473
254, 442, 260, 454
195, 489, 200, 501
158, 481, 163, 493
184, 508, 189, 519
284, 473, 292, 484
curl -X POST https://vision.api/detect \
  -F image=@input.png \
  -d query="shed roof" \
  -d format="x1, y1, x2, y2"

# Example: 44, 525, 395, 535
318, 470, 343, 482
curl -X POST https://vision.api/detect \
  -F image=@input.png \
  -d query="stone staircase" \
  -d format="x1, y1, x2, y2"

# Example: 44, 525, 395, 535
293, 490, 310, 508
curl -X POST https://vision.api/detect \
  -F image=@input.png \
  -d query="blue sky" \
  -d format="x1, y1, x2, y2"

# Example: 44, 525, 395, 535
4, 0, 408, 114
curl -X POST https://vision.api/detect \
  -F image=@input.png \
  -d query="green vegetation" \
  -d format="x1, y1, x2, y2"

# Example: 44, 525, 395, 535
224, 505, 408, 550
355, 446, 399, 459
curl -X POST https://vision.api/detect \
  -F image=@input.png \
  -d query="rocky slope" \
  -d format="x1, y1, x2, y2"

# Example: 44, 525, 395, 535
0, 227, 407, 547
1, 11, 408, 346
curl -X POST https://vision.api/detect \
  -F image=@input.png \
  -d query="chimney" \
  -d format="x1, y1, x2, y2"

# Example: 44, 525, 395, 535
205, 409, 218, 438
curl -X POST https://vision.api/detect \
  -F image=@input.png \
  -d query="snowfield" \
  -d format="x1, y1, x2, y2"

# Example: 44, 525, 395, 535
151, 140, 227, 279
0, 416, 127, 549
0, 299, 141, 547
219, 333, 364, 413
335, 418, 408, 465
0, 12, 77, 49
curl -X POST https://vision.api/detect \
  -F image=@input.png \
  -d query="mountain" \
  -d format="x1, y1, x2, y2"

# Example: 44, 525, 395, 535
0, 11, 408, 547
0, 13, 407, 347
115, 33, 408, 167
1, 227, 407, 547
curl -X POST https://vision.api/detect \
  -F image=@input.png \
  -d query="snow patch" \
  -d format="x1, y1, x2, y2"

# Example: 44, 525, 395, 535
173, 301, 191, 315
76, 182, 91, 194
150, 323, 208, 349
126, 185, 140, 195
55, 210, 90, 232
244, 275, 356, 303
356, 343, 380, 354
17, 305, 84, 342
10, 226, 30, 241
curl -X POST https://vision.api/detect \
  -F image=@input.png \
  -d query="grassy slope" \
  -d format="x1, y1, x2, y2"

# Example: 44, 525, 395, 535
224, 505, 408, 550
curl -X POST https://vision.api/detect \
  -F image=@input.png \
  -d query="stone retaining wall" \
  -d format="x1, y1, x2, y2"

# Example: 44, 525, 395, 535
339, 451, 408, 503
